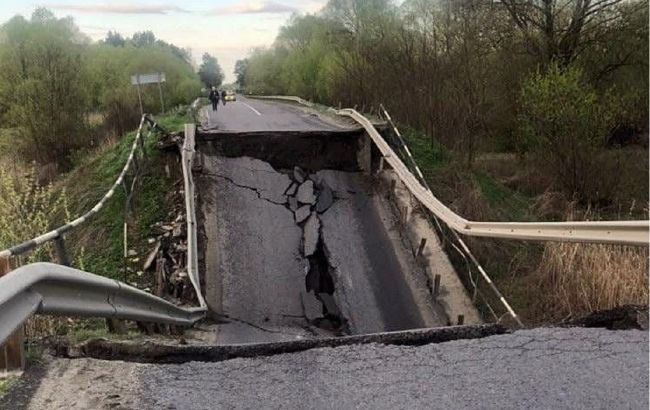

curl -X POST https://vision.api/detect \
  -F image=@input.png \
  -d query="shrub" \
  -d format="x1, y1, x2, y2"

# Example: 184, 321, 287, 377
518, 64, 618, 202
0, 167, 70, 263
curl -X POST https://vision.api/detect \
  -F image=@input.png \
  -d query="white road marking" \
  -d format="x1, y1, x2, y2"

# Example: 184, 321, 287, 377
241, 102, 262, 116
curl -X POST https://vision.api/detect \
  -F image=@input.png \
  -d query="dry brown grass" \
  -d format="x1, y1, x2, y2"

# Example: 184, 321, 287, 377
529, 242, 648, 322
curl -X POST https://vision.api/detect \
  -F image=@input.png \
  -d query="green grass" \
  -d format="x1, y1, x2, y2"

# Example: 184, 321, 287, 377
0, 377, 18, 398
156, 108, 192, 131
402, 127, 447, 168
473, 172, 533, 221
68, 327, 143, 344
62, 109, 190, 281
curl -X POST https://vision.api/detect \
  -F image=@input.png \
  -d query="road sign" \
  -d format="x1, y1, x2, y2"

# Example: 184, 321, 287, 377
131, 72, 166, 115
131, 72, 166, 85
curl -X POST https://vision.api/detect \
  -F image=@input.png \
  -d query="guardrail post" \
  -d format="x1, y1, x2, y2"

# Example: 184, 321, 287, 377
54, 236, 71, 266
0, 258, 25, 373
433, 274, 441, 298
416, 238, 427, 258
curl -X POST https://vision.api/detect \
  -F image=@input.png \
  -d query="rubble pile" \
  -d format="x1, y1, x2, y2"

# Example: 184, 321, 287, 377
133, 179, 197, 306
153, 184, 196, 304
286, 166, 346, 333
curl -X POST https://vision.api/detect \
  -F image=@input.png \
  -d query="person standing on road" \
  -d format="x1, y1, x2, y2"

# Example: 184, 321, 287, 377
209, 86, 220, 112
221, 90, 227, 106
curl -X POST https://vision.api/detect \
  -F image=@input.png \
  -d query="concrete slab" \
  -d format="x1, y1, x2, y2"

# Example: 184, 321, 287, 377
296, 180, 316, 204
303, 212, 320, 256
379, 170, 482, 325
316, 182, 334, 213
318, 171, 443, 333
293, 166, 306, 183
294, 205, 311, 224
137, 328, 648, 410
198, 156, 309, 343
203, 155, 291, 204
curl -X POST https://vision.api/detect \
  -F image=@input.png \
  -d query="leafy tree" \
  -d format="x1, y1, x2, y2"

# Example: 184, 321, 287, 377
131, 31, 156, 48
500, 0, 628, 66
519, 64, 616, 199
198, 53, 224, 88
0, 8, 202, 163
104, 31, 125, 47
0, 9, 89, 167
234, 59, 249, 87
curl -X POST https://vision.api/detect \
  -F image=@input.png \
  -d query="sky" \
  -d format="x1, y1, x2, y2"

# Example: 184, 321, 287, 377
0, 1, 328, 82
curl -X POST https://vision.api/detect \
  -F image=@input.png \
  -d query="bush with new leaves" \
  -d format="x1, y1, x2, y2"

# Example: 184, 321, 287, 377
518, 64, 617, 201
0, 167, 70, 263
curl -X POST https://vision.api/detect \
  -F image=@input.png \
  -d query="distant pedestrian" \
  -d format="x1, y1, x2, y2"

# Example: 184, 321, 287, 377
209, 87, 220, 111
221, 90, 227, 106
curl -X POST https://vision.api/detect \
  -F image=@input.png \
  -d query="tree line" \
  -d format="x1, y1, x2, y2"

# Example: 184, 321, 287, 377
237, 0, 648, 203
0, 8, 205, 168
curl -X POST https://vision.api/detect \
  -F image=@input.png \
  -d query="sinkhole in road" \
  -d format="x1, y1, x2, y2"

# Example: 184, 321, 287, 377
196, 129, 441, 343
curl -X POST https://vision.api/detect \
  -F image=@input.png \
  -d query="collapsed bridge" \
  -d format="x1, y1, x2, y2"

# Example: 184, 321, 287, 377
0, 95, 647, 356
195, 122, 460, 342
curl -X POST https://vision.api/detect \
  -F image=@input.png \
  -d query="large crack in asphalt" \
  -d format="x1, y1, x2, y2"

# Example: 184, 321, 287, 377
286, 166, 350, 335
202, 171, 289, 206
203, 157, 350, 337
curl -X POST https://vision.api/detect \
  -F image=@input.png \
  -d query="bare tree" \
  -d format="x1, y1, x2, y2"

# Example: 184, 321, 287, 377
500, 0, 623, 65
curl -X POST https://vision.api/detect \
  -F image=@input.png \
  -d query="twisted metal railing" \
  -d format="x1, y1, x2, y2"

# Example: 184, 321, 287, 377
0, 114, 207, 346
0, 263, 205, 345
243, 95, 648, 328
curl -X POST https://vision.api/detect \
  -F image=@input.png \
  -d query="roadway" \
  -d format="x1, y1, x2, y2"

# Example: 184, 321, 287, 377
199, 95, 343, 132
195, 96, 444, 343
13, 328, 648, 409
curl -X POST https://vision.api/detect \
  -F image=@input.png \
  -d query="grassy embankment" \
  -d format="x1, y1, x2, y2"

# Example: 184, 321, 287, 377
0, 108, 191, 339
64, 110, 190, 282
402, 127, 649, 326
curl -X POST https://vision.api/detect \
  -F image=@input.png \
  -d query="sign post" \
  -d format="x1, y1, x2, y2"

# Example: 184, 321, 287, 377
131, 72, 166, 115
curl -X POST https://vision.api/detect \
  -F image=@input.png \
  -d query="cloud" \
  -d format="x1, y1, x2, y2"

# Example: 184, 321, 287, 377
49, 4, 188, 15
212, 1, 298, 15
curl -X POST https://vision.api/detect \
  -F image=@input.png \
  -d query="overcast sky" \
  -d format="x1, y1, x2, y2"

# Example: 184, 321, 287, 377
0, 1, 328, 82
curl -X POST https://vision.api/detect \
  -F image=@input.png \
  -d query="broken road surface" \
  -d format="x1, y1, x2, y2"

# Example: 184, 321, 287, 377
198, 154, 443, 342
11, 328, 648, 410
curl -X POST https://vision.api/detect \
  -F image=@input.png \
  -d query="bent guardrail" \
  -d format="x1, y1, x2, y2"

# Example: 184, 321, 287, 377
337, 108, 649, 246
0, 112, 208, 349
247, 94, 314, 107
0, 115, 152, 259
244, 94, 648, 245
181, 124, 206, 308
0, 263, 205, 345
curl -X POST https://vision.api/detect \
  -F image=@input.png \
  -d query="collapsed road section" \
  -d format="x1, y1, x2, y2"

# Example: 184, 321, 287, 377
195, 127, 464, 344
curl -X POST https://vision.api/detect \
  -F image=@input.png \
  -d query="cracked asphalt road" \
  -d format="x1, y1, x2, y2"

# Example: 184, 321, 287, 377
197, 155, 443, 342
199, 156, 311, 343
137, 328, 649, 409
18, 327, 646, 409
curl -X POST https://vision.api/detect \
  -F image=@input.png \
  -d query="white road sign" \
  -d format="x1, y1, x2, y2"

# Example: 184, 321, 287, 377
131, 72, 166, 85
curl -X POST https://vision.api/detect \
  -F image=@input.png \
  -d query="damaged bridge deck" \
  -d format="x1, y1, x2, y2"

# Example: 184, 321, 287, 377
197, 153, 446, 343
194, 99, 453, 344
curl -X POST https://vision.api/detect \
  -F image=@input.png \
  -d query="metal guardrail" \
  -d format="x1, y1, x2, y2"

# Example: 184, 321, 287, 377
247, 95, 315, 107
182, 123, 206, 308
0, 113, 208, 345
378, 105, 523, 326
246, 94, 648, 246
0, 263, 205, 345
337, 108, 649, 246
0, 115, 152, 259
